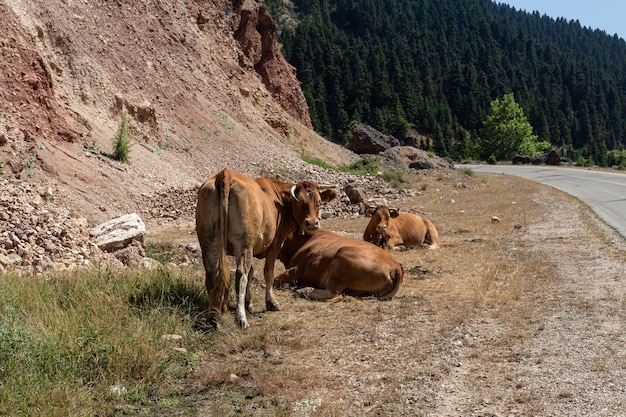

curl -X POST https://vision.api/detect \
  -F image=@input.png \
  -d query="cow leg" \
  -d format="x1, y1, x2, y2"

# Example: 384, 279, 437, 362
204, 270, 220, 329
245, 265, 254, 313
263, 255, 281, 311
386, 237, 404, 250
235, 249, 253, 329
297, 287, 343, 302
202, 250, 226, 330
273, 266, 300, 288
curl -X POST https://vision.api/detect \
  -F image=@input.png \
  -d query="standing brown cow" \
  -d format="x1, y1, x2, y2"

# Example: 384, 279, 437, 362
363, 205, 439, 250
276, 229, 404, 301
196, 168, 337, 329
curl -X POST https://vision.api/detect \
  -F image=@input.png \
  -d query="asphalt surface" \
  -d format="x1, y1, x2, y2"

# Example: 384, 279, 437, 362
462, 164, 626, 240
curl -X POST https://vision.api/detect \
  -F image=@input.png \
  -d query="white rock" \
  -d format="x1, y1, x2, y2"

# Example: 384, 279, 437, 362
91, 213, 146, 252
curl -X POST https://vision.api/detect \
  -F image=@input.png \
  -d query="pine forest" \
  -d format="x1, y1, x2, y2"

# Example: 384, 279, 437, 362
267, 0, 626, 166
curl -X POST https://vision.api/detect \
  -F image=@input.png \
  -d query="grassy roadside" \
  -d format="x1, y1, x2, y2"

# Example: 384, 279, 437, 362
2, 168, 607, 416
0, 266, 208, 415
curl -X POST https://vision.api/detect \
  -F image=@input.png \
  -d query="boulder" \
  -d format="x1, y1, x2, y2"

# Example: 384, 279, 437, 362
512, 155, 531, 165
346, 124, 400, 154
380, 146, 455, 171
546, 149, 561, 165
91, 213, 146, 252
530, 155, 546, 165
343, 183, 365, 204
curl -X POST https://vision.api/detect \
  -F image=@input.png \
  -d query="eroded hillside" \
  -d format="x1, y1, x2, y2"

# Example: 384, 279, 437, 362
1, 0, 355, 224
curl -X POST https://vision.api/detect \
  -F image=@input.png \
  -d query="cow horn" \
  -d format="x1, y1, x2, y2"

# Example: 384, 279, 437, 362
318, 184, 337, 190
290, 185, 300, 202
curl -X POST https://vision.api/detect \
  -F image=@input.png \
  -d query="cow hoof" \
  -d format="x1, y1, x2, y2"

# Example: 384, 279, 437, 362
204, 312, 220, 332
236, 318, 250, 330
197, 318, 218, 333
266, 300, 281, 312
296, 287, 314, 299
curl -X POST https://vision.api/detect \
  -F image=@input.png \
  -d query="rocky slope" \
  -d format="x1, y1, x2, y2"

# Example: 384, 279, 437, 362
1, 0, 356, 225
0, 0, 372, 273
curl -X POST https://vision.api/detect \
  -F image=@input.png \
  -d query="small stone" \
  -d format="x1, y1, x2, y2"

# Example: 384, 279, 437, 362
161, 334, 184, 347
109, 385, 127, 397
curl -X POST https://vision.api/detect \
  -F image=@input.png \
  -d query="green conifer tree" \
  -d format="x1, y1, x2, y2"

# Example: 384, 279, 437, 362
113, 114, 132, 164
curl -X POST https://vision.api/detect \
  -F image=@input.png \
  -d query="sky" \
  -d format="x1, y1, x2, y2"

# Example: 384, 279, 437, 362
499, 1, 626, 40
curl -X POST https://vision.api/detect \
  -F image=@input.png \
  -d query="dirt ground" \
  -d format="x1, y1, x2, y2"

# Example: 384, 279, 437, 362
142, 172, 626, 417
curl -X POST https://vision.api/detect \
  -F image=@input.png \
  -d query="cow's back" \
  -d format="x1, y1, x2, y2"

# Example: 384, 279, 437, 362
196, 170, 278, 257
227, 175, 278, 255
283, 230, 403, 296
394, 213, 429, 247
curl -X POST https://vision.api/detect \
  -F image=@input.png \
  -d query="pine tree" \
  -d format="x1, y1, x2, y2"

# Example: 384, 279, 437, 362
113, 114, 132, 164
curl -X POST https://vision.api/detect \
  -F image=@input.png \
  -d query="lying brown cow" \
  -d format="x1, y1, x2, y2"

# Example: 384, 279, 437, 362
275, 229, 404, 301
363, 205, 438, 250
196, 168, 337, 329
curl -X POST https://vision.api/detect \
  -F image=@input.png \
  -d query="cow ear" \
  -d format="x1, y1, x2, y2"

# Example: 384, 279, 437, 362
390, 208, 400, 218
320, 189, 338, 203
365, 206, 376, 217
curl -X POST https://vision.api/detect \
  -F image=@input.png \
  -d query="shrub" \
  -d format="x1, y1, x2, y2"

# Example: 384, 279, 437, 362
339, 156, 380, 176
459, 167, 474, 176
382, 169, 408, 188
301, 154, 334, 170
113, 114, 132, 163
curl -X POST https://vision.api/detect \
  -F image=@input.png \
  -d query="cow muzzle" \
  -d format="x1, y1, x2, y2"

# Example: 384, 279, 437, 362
305, 219, 320, 230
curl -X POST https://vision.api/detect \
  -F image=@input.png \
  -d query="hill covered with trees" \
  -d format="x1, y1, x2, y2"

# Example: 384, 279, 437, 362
267, 0, 626, 166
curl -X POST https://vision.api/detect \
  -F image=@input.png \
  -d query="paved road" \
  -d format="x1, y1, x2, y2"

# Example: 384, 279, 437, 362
462, 165, 626, 240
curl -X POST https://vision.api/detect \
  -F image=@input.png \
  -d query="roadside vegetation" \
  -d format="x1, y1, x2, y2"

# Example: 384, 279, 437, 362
2, 170, 619, 415
0, 266, 206, 416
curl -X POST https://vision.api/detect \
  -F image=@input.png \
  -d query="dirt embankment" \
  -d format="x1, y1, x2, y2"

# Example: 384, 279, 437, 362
1, 0, 355, 227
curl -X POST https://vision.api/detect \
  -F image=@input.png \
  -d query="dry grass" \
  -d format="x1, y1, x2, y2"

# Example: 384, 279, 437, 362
166, 171, 567, 416
5, 169, 623, 416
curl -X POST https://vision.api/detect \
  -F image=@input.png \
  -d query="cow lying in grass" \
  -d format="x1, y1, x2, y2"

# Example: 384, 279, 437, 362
363, 205, 439, 250
275, 229, 404, 301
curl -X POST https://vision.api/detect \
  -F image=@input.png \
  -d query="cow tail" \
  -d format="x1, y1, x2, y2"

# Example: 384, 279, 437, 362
216, 169, 231, 313
425, 219, 439, 249
377, 265, 404, 301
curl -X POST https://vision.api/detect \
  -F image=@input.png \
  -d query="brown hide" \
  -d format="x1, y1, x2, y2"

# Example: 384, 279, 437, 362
363, 205, 439, 250
276, 229, 404, 301
196, 168, 337, 328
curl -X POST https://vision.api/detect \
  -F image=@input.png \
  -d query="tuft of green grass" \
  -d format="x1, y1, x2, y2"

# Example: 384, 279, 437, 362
339, 156, 380, 176
459, 167, 474, 176
145, 242, 174, 264
0, 266, 207, 416
381, 169, 409, 188
301, 154, 334, 170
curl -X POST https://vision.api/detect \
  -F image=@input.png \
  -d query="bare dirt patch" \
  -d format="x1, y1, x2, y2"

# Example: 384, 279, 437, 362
140, 171, 626, 416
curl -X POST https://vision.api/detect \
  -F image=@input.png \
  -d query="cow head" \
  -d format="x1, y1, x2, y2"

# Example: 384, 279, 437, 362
365, 205, 399, 241
288, 180, 337, 234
